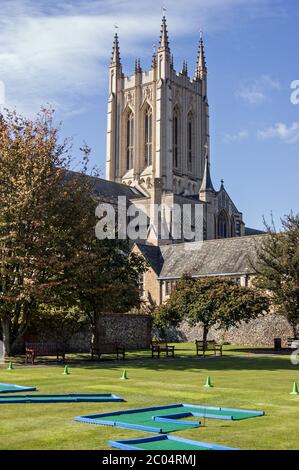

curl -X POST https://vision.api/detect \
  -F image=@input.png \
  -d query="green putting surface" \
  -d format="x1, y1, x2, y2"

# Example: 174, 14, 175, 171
108, 434, 238, 450
129, 440, 207, 450
182, 405, 261, 420
108, 408, 199, 432
0, 393, 123, 403
75, 403, 264, 433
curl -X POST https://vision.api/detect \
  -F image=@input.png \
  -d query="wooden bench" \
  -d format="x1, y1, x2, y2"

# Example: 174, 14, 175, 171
195, 340, 223, 357
25, 342, 65, 364
91, 342, 125, 360
151, 341, 175, 359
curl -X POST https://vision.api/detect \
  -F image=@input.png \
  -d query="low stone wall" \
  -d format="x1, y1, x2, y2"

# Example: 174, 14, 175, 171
14, 313, 152, 354
97, 313, 152, 349
164, 313, 293, 348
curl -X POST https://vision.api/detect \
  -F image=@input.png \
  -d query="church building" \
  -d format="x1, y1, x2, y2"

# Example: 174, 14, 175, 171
105, 16, 253, 242
94, 16, 264, 305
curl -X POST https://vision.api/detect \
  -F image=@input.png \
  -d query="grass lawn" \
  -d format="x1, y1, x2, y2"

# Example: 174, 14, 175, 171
0, 346, 298, 450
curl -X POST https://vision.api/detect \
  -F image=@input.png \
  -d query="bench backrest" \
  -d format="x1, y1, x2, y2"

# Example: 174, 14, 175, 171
196, 340, 216, 346
96, 342, 119, 353
151, 341, 168, 347
25, 342, 59, 354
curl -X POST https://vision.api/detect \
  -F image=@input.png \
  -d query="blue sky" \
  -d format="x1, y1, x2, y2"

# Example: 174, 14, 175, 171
0, 0, 298, 230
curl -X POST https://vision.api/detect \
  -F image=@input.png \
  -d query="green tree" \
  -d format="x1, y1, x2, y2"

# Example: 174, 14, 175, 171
253, 213, 299, 337
154, 275, 269, 342
0, 108, 96, 355
67, 238, 147, 345
29, 305, 87, 352
0, 108, 146, 355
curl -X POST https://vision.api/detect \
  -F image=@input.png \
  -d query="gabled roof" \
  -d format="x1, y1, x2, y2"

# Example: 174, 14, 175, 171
135, 243, 164, 275
136, 235, 267, 280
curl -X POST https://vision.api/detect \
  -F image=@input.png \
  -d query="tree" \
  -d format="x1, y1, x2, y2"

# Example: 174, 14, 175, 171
29, 305, 87, 352
253, 213, 299, 337
0, 108, 96, 355
67, 238, 147, 345
154, 275, 269, 342
0, 108, 146, 355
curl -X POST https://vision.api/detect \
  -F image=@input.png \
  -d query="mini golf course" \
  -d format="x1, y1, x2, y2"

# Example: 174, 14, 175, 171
108, 434, 238, 451
1, 352, 298, 450
0, 393, 124, 404
74, 403, 264, 433
0, 383, 36, 393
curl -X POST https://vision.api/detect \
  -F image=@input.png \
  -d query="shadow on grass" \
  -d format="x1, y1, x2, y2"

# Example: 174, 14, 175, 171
4, 349, 294, 372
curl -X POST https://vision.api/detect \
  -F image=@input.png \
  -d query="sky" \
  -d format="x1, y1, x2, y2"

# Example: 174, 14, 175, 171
0, 0, 298, 230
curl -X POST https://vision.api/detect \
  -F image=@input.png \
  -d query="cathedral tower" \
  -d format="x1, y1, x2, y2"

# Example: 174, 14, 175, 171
106, 16, 209, 197
105, 16, 245, 243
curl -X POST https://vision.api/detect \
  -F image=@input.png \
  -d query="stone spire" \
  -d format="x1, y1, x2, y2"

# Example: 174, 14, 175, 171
110, 33, 121, 66
181, 61, 188, 76
195, 30, 207, 80
200, 146, 215, 193
135, 58, 142, 73
158, 15, 170, 52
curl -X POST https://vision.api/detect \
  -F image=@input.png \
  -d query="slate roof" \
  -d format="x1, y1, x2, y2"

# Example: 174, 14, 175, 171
244, 227, 265, 236
136, 234, 267, 279
64, 170, 145, 200
135, 243, 164, 275
90, 176, 144, 199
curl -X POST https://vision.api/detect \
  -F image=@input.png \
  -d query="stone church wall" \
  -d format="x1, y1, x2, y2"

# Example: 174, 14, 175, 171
163, 313, 293, 348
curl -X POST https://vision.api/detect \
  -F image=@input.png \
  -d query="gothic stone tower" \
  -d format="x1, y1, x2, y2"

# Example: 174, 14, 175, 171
106, 16, 245, 243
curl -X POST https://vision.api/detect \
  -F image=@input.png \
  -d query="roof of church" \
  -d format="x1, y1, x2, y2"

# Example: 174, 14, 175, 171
135, 234, 267, 279
65, 170, 145, 200
89, 175, 144, 199
244, 227, 265, 236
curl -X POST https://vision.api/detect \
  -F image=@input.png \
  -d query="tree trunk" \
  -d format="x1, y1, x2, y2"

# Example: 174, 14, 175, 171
291, 322, 298, 339
202, 324, 209, 347
1, 317, 12, 357
91, 311, 100, 347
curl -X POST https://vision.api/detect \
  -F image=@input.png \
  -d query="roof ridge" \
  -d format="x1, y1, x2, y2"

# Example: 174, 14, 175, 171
161, 234, 267, 250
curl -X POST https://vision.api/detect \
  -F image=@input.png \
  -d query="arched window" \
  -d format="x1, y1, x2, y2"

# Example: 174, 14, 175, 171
126, 110, 134, 170
173, 108, 180, 168
187, 113, 193, 172
217, 210, 228, 238
144, 107, 152, 166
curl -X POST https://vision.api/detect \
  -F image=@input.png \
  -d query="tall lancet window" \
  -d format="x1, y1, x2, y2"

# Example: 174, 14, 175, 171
173, 108, 180, 168
126, 110, 134, 170
187, 113, 193, 172
217, 210, 228, 239
145, 107, 153, 166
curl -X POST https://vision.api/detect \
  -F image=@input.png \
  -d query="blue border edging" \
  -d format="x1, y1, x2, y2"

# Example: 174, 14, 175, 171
0, 383, 37, 394
0, 393, 124, 403
108, 434, 239, 451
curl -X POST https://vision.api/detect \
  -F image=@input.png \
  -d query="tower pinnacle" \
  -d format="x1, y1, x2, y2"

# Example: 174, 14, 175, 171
110, 33, 121, 66
195, 31, 207, 80
158, 15, 170, 52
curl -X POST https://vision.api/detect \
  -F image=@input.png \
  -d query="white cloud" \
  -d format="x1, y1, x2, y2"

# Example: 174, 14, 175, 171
236, 75, 280, 105
0, 0, 280, 117
223, 129, 249, 144
258, 122, 299, 144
